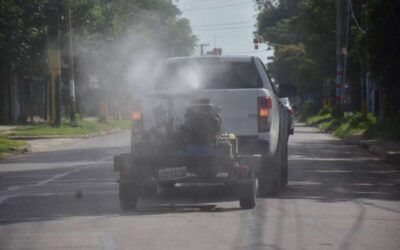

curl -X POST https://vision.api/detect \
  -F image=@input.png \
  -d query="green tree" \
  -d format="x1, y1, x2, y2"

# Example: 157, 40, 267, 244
69, 0, 197, 117
256, 0, 336, 108
359, 0, 400, 117
0, 0, 48, 123
0, 0, 197, 123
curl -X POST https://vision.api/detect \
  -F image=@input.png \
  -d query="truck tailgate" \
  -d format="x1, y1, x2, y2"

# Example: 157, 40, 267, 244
141, 89, 270, 137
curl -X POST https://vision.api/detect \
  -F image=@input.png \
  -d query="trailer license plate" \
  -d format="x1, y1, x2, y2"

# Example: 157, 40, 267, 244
159, 167, 187, 180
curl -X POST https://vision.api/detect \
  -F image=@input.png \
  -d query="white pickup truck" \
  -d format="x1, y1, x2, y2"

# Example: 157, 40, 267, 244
114, 56, 296, 209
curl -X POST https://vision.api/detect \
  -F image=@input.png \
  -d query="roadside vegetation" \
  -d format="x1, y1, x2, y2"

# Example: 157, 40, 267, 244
303, 107, 400, 140
0, 118, 129, 158
255, 0, 400, 122
7, 118, 130, 138
0, 136, 27, 159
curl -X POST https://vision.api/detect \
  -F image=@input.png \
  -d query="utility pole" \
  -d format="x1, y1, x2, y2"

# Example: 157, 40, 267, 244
336, 0, 345, 115
342, 0, 351, 112
198, 43, 209, 56
47, 0, 62, 126
63, 0, 76, 124
355, 0, 367, 117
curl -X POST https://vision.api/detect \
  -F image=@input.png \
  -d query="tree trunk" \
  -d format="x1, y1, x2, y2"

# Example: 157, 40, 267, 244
10, 73, 21, 124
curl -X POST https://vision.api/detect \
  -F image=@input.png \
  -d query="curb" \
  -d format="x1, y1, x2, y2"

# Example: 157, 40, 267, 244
343, 137, 400, 165
304, 121, 400, 165
6, 128, 126, 140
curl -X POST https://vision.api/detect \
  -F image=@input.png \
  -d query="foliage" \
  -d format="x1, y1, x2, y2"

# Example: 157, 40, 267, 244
306, 113, 331, 125
319, 105, 333, 115
298, 100, 311, 121
0, 136, 27, 158
0, 0, 48, 76
305, 110, 394, 139
70, 0, 197, 117
359, 0, 400, 115
0, 1, 49, 120
364, 118, 400, 140
0, 0, 197, 124
256, 0, 335, 105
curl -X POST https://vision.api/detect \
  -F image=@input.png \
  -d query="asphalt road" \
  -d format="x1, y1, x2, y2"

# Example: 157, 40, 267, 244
0, 124, 399, 250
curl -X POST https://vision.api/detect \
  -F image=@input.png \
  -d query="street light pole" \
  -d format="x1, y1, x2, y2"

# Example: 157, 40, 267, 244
198, 43, 209, 56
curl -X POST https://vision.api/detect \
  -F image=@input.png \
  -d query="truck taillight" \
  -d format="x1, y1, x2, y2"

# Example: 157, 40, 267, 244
132, 111, 142, 121
131, 110, 143, 133
258, 96, 272, 132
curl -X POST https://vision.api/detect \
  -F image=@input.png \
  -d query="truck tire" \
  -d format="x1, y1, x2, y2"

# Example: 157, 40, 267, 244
239, 171, 256, 209
280, 142, 288, 187
119, 183, 138, 210
257, 138, 282, 197
258, 173, 281, 197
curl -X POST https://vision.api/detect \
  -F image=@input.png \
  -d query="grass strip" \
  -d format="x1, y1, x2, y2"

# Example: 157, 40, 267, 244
8, 118, 130, 137
305, 111, 400, 140
0, 136, 27, 158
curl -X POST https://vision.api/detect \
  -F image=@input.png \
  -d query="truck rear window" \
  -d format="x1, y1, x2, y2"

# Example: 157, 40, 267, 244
154, 60, 262, 90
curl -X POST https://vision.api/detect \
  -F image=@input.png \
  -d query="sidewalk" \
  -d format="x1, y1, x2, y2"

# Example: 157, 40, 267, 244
344, 137, 400, 165
0, 126, 16, 134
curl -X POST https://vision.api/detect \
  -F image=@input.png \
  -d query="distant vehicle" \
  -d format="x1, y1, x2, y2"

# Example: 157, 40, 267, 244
279, 97, 295, 135
114, 56, 296, 210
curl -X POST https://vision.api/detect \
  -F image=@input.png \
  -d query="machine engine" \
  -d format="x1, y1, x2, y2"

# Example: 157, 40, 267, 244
181, 99, 221, 147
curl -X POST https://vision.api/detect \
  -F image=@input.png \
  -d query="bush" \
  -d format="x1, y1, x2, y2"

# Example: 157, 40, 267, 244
319, 105, 333, 115
299, 101, 316, 121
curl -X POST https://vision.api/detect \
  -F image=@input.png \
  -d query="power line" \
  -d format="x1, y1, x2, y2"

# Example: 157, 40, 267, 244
178, 0, 243, 8
181, 1, 254, 12
346, 0, 366, 34
178, 0, 250, 9
195, 25, 254, 31
192, 20, 254, 28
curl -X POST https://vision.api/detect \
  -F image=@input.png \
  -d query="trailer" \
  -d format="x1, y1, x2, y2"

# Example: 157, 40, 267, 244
114, 99, 260, 210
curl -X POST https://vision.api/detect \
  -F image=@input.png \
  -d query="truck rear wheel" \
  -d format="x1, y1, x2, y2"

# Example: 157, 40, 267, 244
257, 174, 280, 197
119, 183, 138, 210
258, 153, 282, 197
280, 142, 288, 187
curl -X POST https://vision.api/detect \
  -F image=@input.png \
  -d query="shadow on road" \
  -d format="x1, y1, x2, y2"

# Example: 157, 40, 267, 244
0, 146, 128, 164
0, 191, 245, 225
280, 125, 400, 203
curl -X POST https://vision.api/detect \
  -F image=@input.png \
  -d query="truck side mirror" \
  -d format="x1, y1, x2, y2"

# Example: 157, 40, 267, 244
278, 84, 297, 98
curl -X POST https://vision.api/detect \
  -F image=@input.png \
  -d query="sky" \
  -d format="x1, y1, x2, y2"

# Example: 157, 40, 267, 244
174, 0, 273, 63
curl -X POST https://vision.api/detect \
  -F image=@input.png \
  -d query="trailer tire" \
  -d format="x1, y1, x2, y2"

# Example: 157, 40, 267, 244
239, 172, 256, 209
119, 183, 138, 210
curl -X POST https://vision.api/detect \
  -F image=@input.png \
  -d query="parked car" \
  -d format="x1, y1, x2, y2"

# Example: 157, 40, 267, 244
279, 97, 295, 135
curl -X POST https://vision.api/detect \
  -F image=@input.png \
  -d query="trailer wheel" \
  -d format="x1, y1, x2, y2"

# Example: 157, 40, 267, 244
239, 172, 256, 209
119, 183, 138, 210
